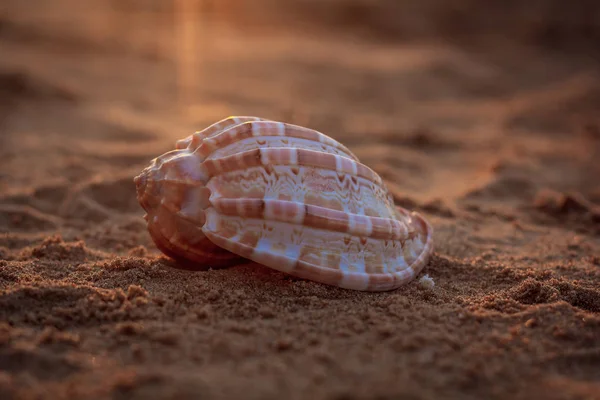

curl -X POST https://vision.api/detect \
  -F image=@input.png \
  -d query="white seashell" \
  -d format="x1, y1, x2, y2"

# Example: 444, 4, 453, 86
134, 116, 434, 291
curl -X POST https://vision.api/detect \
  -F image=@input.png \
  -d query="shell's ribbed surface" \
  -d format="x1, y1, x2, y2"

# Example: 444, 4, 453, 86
135, 116, 434, 291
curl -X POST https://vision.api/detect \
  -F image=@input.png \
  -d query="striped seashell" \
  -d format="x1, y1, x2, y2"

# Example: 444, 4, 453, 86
134, 116, 433, 291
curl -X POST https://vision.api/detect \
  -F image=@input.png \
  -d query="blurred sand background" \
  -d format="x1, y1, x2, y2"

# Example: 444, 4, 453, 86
0, 1, 599, 399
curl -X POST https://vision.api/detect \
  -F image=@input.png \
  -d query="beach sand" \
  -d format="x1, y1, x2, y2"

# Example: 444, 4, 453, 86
0, 1, 599, 399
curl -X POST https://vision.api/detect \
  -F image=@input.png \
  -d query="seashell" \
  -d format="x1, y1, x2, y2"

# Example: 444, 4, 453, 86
134, 116, 433, 291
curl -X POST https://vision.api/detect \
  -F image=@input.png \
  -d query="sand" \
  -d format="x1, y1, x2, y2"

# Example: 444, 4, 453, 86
1, 1, 599, 399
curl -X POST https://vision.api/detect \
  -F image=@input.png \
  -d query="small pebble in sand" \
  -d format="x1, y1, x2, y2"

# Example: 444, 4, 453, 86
418, 274, 435, 290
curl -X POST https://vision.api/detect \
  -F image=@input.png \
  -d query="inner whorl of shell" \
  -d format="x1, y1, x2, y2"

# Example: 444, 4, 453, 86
135, 117, 433, 290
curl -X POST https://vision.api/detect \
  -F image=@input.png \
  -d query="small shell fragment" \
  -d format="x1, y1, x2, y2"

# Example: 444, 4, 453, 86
418, 274, 435, 290
135, 116, 434, 291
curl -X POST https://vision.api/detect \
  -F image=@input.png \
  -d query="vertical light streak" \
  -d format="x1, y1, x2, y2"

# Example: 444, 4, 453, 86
174, 0, 200, 112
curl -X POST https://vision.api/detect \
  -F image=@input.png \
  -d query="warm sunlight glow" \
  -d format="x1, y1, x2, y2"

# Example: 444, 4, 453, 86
1, 1, 598, 398
174, 0, 200, 110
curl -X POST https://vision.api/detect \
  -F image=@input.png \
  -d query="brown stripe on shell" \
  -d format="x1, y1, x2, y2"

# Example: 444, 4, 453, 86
201, 205, 433, 291
292, 259, 346, 287
195, 120, 358, 161
211, 198, 411, 240
203, 228, 257, 261
176, 116, 266, 151
202, 148, 382, 186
